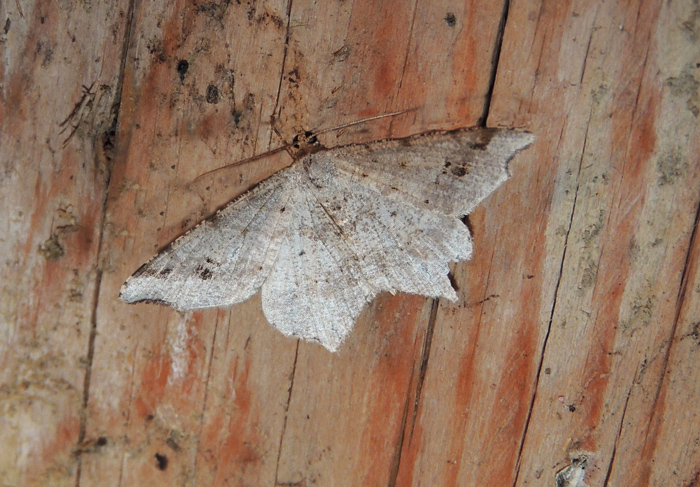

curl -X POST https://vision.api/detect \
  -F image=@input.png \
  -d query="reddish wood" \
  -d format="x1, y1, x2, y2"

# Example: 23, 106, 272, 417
3, 0, 699, 486
0, 1, 129, 485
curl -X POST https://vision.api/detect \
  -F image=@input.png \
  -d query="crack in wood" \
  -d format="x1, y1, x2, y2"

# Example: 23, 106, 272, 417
480, 0, 511, 127
274, 341, 300, 486
74, 1, 138, 485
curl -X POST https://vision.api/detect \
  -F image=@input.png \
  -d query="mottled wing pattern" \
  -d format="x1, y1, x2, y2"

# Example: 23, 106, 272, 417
262, 172, 377, 351
120, 128, 534, 351
314, 129, 533, 217
119, 168, 295, 310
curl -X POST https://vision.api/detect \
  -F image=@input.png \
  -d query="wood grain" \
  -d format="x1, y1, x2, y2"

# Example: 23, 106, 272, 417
2, 0, 699, 486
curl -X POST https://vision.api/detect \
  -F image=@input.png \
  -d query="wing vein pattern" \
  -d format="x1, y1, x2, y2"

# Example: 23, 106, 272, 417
120, 129, 534, 351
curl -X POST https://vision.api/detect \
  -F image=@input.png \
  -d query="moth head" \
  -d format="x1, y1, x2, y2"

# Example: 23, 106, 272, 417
289, 131, 322, 158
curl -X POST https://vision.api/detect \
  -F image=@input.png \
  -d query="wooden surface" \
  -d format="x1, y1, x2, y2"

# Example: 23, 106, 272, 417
2, 0, 699, 486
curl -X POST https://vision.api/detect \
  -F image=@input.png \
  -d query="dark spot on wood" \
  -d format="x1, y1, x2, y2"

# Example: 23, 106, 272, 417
280, 206, 286, 213
399, 161, 407, 167
232, 110, 242, 126
444, 160, 452, 168
159, 268, 172, 276
176, 60, 189, 81
171, 164, 176, 169
567, 404, 576, 412
206, 84, 219, 104
3, 18, 10, 35
166, 437, 181, 451
205, 257, 215, 264
461, 215, 474, 233
544, 367, 551, 374
287, 67, 300, 84
362, 173, 368, 177
195, 1, 231, 20
691, 322, 700, 344
40, 16, 45, 24
390, 211, 397, 217
145, 414, 154, 421
424, 199, 429, 204
155, 453, 168, 471
39, 235, 65, 261
399, 138, 412, 147
299, 250, 305, 256
96, 437, 107, 447
445, 12, 456, 26
451, 166, 467, 177
448, 271, 459, 292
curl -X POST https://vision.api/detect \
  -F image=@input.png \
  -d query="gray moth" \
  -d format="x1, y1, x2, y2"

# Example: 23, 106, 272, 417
119, 128, 534, 352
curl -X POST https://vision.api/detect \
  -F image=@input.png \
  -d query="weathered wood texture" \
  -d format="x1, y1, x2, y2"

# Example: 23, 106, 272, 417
2, 0, 698, 486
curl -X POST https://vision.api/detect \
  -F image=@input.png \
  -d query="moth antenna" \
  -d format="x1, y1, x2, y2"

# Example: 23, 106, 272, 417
191, 146, 289, 184
192, 108, 417, 183
310, 108, 417, 138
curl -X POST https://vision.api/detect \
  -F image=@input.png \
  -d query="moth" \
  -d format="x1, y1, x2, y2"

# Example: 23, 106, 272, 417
120, 127, 534, 351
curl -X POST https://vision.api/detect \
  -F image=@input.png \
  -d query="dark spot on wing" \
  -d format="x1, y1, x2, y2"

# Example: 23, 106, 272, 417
205, 257, 215, 264
299, 250, 305, 256
159, 267, 172, 276
444, 160, 452, 168
399, 138, 412, 147
132, 297, 171, 306
471, 128, 497, 149
451, 166, 467, 177
195, 264, 213, 280
280, 206, 286, 213
131, 262, 157, 278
